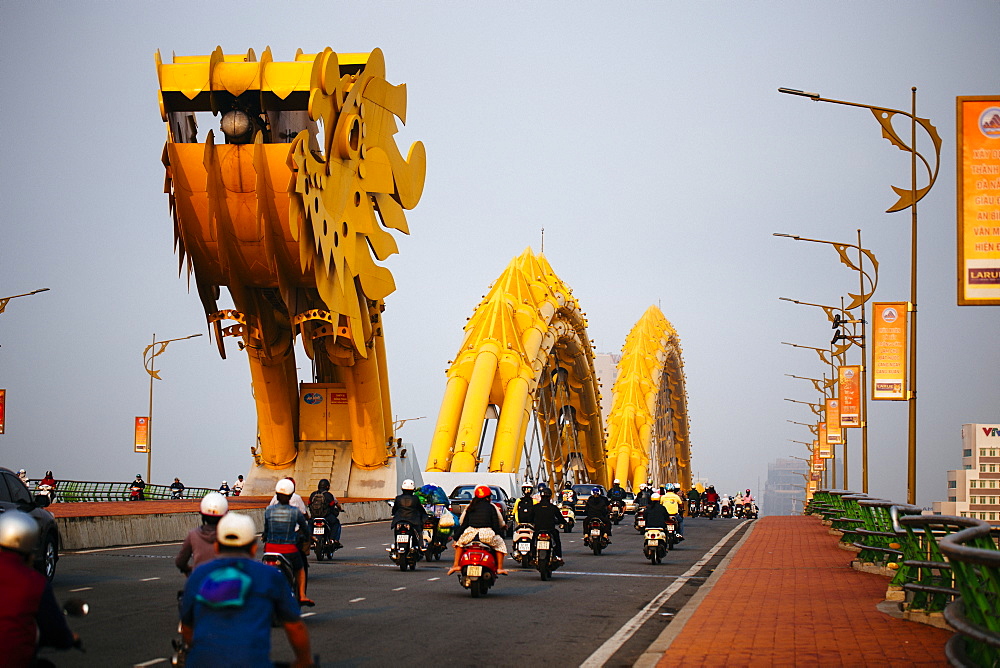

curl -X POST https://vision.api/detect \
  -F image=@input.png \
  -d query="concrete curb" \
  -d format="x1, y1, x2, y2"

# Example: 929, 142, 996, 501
633, 520, 758, 668
57, 500, 393, 550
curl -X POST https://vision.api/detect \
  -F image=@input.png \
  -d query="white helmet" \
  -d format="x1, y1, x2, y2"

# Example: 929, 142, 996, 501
275, 479, 295, 495
650, 492, 661, 501
200, 492, 229, 517
401, 479, 415, 491
216, 513, 256, 547
222, 480, 227, 485
613, 478, 620, 484
0, 510, 39, 555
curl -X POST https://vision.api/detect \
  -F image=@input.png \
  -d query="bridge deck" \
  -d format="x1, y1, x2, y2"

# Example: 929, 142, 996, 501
651, 515, 950, 666
46, 496, 385, 517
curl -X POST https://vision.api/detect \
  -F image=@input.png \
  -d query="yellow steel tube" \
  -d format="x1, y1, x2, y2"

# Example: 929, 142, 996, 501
247, 349, 299, 468
344, 352, 388, 470
489, 373, 531, 472
451, 343, 500, 472
426, 375, 469, 471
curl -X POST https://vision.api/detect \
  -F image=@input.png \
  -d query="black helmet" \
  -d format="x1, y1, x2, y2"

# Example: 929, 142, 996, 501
318, 478, 331, 492
539, 488, 553, 501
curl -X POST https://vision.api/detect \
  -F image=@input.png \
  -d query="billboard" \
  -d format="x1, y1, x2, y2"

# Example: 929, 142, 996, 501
957, 96, 1000, 305
838, 365, 861, 427
872, 303, 909, 400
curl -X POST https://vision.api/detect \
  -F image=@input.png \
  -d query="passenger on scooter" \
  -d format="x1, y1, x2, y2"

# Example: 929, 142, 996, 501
263, 479, 313, 607
514, 483, 535, 524
525, 487, 565, 561
703, 485, 720, 509
170, 478, 185, 499
644, 492, 669, 528
560, 482, 577, 507
392, 479, 428, 548
660, 485, 685, 539
308, 479, 343, 549
584, 487, 612, 536
635, 483, 652, 509
447, 485, 509, 575
0, 511, 79, 666
180, 513, 312, 667
175, 492, 229, 575
608, 479, 626, 502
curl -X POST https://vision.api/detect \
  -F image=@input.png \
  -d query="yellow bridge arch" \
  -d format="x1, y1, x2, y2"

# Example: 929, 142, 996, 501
426, 251, 692, 490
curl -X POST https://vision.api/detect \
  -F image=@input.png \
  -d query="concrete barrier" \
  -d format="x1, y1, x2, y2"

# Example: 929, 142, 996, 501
56, 500, 393, 550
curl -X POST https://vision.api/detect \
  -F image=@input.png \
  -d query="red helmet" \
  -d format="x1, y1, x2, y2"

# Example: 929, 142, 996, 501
474, 485, 491, 499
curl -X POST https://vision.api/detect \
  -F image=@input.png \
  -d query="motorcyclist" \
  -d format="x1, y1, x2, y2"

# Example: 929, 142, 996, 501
608, 479, 627, 503
559, 482, 577, 508
308, 478, 343, 549
232, 475, 245, 496
36, 471, 57, 505
391, 479, 429, 547
17, 469, 29, 486
644, 491, 670, 528
218, 480, 231, 496
170, 477, 185, 499
686, 486, 701, 515
447, 485, 509, 575
743, 489, 756, 516
0, 510, 78, 665
525, 487, 565, 562
584, 486, 612, 537
661, 484, 685, 539
635, 483, 652, 509
175, 491, 228, 575
514, 482, 535, 524
263, 479, 313, 606
130, 474, 146, 501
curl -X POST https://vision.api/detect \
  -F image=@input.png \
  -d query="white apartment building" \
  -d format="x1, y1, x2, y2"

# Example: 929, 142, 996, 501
933, 423, 1000, 526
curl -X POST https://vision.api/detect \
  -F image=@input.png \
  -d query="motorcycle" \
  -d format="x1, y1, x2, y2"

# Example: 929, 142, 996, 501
457, 539, 498, 598
422, 517, 449, 561
389, 523, 421, 571
261, 552, 296, 592
512, 523, 535, 565
744, 503, 758, 519
312, 517, 342, 561
687, 499, 700, 517
34, 484, 55, 507
634, 506, 647, 533
533, 529, 561, 580
644, 527, 668, 565
664, 515, 681, 550
560, 504, 575, 533
721, 502, 733, 518
704, 501, 719, 519
609, 499, 626, 525
129, 485, 144, 501
583, 516, 610, 555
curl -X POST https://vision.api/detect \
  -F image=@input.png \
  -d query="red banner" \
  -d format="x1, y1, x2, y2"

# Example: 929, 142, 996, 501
134, 416, 149, 453
0, 389, 5, 435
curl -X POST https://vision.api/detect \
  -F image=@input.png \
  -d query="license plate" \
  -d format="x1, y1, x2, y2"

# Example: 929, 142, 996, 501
537, 541, 550, 550
313, 527, 325, 535
667, 526, 675, 533
466, 565, 482, 577
423, 530, 432, 542
646, 540, 658, 546
518, 542, 530, 552
396, 535, 409, 543
590, 529, 601, 536
638, 520, 645, 528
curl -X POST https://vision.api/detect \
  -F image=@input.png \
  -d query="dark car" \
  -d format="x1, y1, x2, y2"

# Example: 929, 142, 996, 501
572, 483, 608, 513
0, 466, 60, 579
448, 485, 514, 534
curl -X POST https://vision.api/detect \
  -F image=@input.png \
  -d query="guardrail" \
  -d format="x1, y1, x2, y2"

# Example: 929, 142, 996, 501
808, 488, 1000, 666
28, 479, 216, 503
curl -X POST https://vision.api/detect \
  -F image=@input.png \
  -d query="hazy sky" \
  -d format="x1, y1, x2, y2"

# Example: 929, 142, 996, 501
1, 2, 997, 506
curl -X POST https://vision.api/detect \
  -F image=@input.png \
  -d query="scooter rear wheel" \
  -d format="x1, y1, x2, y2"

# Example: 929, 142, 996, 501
592, 545, 602, 556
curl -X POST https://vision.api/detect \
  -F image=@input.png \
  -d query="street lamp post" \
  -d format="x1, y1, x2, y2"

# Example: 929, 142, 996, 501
0, 288, 50, 316
779, 87, 941, 505
143, 333, 202, 483
775, 232, 878, 493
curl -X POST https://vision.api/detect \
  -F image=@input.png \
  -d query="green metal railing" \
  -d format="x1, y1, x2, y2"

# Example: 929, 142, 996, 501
29, 479, 216, 503
938, 521, 1000, 667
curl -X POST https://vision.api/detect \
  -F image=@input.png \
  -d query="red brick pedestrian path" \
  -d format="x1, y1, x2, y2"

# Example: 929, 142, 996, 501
655, 515, 950, 667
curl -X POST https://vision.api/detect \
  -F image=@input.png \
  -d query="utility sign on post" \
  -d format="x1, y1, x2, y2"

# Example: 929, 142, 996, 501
134, 416, 149, 453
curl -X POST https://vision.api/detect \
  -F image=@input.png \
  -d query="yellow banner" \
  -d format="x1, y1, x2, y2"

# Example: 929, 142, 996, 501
134, 416, 149, 453
872, 302, 909, 400
957, 97, 1000, 306
818, 422, 832, 458
811, 445, 824, 474
826, 397, 843, 444
838, 365, 861, 427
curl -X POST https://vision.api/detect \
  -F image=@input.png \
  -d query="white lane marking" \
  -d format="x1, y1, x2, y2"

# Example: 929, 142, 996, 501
70, 587, 93, 592
393, 587, 406, 591
355, 546, 366, 549
349, 597, 366, 603
427, 577, 440, 581
560, 571, 706, 579
73, 542, 182, 554
140, 577, 160, 582
133, 659, 168, 667
580, 521, 748, 668
301, 612, 316, 618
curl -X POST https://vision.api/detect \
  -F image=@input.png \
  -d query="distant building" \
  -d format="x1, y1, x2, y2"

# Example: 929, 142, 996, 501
933, 423, 1000, 526
762, 458, 808, 516
592, 352, 621, 425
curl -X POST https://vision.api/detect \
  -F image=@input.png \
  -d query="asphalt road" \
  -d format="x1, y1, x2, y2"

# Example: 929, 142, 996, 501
44, 516, 752, 668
